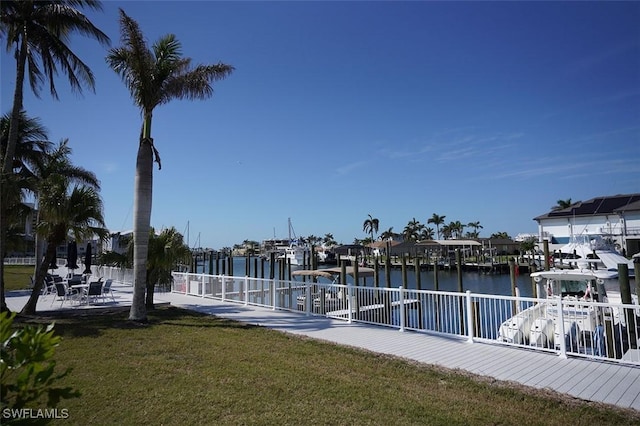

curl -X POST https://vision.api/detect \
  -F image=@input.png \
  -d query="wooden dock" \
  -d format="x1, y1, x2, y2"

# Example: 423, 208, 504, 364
163, 291, 640, 412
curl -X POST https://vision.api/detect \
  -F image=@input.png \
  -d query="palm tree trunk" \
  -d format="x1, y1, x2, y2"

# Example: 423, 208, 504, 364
2, 38, 27, 173
129, 135, 154, 322
145, 280, 155, 310
0, 206, 8, 312
21, 242, 56, 315
1, 36, 28, 313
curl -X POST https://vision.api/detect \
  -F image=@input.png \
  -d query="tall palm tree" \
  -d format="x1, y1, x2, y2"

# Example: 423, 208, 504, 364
0, 111, 52, 311
380, 227, 396, 241
403, 217, 423, 242
362, 214, 379, 242
107, 9, 233, 322
446, 220, 464, 239
322, 233, 337, 247
22, 184, 107, 314
419, 227, 435, 241
427, 213, 446, 240
0, 0, 108, 311
20, 141, 106, 314
466, 221, 483, 238
0, 0, 110, 173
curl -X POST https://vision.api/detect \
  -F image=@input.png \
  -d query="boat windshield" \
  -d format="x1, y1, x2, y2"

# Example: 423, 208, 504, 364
552, 279, 594, 298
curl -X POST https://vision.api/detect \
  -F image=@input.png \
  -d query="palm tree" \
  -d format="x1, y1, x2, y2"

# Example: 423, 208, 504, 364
419, 227, 435, 241
403, 217, 423, 242
0, 111, 52, 311
362, 214, 379, 242
490, 231, 512, 240
107, 9, 233, 322
0, 0, 110, 173
520, 237, 537, 265
427, 214, 446, 239
144, 227, 190, 309
322, 233, 337, 247
20, 141, 107, 314
553, 198, 575, 210
22, 184, 107, 314
449, 220, 464, 239
466, 221, 483, 238
380, 227, 396, 241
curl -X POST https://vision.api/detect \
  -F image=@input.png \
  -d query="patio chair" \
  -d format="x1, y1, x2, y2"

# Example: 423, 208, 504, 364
101, 279, 115, 303
41, 276, 56, 297
51, 282, 79, 308
86, 281, 103, 304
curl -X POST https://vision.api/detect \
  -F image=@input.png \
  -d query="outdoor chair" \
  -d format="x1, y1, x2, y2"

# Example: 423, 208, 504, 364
101, 279, 115, 303
51, 282, 79, 308
85, 281, 103, 304
41, 276, 56, 297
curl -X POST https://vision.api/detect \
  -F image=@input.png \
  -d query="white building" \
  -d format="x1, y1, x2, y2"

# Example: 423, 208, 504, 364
534, 193, 640, 257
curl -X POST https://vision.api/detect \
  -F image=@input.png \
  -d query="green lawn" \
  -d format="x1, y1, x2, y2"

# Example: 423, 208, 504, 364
4, 265, 34, 291
4, 266, 640, 424
4, 307, 638, 425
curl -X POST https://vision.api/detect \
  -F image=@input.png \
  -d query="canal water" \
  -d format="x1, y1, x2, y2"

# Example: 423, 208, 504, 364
197, 257, 537, 298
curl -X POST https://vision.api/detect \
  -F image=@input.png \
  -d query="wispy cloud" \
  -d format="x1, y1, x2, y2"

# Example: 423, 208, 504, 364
334, 160, 367, 176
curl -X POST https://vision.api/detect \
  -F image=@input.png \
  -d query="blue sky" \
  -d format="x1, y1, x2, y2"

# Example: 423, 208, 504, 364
2, 1, 639, 249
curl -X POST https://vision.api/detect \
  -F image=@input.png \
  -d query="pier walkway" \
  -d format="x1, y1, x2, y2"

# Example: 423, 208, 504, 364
6, 285, 640, 412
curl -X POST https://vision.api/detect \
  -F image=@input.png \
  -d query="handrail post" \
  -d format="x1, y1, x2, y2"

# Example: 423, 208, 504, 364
305, 281, 311, 316
272, 279, 277, 311
244, 276, 249, 306
201, 274, 205, 298
347, 283, 353, 324
399, 286, 405, 332
466, 290, 474, 343
221, 275, 226, 301
184, 273, 188, 295
557, 297, 567, 359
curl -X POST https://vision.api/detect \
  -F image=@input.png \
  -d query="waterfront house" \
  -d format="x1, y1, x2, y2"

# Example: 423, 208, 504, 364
534, 193, 640, 257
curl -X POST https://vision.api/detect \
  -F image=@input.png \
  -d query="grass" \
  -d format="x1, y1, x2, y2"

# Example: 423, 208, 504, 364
4, 267, 640, 424
4, 265, 34, 291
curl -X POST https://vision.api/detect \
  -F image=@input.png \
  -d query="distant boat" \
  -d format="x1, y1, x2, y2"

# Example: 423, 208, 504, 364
274, 218, 308, 266
558, 235, 634, 275
277, 244, 307, 266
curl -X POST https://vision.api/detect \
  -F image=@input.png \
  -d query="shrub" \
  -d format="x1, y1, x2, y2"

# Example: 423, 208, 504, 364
0, 312, 79, 411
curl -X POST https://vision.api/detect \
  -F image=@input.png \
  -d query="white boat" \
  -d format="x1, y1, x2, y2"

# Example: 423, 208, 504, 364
557, 235, 635, 273
277, 244, 307, 266
497, 266, 637, 355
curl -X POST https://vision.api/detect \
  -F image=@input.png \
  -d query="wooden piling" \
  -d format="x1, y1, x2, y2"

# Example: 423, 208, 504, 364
269, 252, 275, 279
543, 240, 550, 271
619, 263, 636, 348
385, 248, 391, 288
401, 254, 407, 289
415, 256, 421, 291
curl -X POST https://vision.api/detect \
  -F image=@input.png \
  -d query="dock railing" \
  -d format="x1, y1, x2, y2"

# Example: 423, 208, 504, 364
171, 271, 640, 366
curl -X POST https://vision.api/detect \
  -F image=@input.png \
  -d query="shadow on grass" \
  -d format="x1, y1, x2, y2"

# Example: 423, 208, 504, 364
13, 306, 253, 339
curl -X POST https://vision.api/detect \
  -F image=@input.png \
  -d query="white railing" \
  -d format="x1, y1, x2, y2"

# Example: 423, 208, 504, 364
171, 271, 640, 366
87, 265, 134, 286
4, 257, 38, 265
